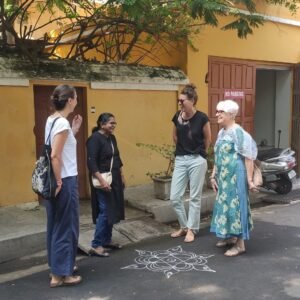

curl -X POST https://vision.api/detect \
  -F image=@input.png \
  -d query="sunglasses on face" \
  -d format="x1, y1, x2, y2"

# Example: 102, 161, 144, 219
177, 99, 186, 104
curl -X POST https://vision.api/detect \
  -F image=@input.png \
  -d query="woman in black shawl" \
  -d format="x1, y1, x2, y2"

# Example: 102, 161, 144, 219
86, 113, 125, 257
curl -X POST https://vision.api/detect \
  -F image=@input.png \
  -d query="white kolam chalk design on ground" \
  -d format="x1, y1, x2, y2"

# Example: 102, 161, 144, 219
121, 246, 215, 278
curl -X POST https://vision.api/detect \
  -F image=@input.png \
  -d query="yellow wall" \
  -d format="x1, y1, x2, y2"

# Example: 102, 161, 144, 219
51, 36, 187, 70
3, 4, 300, 206
86, 89, 177, 185
188, 19, 300, 113
0, 86, 35, 206
256, 2, 300, 20
0, 81, 178, 206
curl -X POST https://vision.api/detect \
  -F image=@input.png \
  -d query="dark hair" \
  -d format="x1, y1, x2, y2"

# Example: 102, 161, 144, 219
92, 112, 115, 133
51, 84, 76, 111
180, 83, 198, 104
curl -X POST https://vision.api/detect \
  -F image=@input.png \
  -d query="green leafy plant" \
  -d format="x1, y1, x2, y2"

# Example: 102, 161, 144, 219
136, 143, 175, 179
1, 0, 298, 62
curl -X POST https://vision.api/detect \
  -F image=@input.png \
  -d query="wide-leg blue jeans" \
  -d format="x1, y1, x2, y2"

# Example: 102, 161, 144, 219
91, 189, 113, 248
46, 176, 79, 276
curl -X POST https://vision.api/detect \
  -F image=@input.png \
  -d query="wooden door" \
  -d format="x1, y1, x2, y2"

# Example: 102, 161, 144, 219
208, 57, 256, 142
33, 85, 88, 199
292, 65, 300, 175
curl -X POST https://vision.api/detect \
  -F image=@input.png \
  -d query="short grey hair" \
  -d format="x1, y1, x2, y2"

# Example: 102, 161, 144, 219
217, 100, 239, 117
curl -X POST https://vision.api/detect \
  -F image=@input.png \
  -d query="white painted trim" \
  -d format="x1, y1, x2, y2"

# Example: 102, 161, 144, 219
237, 9, 300, 27
0, 78, 29, 86
263, 14, 300, 27
256, 65, 291, 71
90, 81, 186, 91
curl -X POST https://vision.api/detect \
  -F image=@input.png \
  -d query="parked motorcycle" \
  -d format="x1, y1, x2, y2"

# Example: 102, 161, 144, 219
257, 148, 297, 194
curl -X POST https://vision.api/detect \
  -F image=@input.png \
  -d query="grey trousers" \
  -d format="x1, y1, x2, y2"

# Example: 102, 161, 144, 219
170, 155, 207, 231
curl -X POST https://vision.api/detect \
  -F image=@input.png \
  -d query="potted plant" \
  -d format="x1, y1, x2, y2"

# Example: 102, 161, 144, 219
136, 143, 175, 200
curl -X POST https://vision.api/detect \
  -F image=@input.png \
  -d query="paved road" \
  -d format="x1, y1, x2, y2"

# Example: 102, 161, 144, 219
1, 202, 300, 300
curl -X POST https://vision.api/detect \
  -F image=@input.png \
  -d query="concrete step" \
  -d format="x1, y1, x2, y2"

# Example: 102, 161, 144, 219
78, 217, 173, 254
124, 184, 265, 223
0, 200, 165, 263
78, 205, 171, 254
1, 180, 284, 263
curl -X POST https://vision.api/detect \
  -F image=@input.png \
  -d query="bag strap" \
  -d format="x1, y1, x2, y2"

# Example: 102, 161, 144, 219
45, 117, 60, 146
109, 140, 114, 172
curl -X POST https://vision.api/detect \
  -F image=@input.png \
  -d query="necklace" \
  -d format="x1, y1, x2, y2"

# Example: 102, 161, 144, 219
180, 109, 196, 123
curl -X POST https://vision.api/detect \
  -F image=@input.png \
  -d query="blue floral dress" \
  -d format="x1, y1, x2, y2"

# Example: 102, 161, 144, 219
210, 125, 257, 240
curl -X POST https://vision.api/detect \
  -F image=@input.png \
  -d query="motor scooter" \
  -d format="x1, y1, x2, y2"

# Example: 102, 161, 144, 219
257, 147, 297, 194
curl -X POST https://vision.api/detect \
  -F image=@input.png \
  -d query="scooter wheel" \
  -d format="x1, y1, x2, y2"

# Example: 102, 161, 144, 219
274, 176, 292, 195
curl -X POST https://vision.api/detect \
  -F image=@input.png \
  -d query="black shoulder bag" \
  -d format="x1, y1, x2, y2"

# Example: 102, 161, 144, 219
32, 117, 60, 200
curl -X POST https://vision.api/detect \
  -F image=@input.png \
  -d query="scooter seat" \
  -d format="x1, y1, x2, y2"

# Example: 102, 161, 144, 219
257, 148, 285, 161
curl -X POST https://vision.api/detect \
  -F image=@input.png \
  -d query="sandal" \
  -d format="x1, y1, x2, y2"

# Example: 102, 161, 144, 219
171, 229, 187, 238
103, 243, 123, 250
216, 238, 237, 248
50, 275, 82, 288
224, 245, 246, 257
184, 230, 195, 243
89, 247, 110, 257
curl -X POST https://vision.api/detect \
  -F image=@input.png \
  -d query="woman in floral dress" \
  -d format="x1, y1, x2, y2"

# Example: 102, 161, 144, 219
210, 100, 258, 257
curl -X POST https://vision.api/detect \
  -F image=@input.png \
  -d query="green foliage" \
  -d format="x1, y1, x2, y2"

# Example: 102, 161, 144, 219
136, 143, 175, 179
267, 0, 300, 14
0, 0, 298, 61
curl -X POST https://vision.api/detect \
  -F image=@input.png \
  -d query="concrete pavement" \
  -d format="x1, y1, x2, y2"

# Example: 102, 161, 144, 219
0, 182, 299, 263
0, 200, 300, 299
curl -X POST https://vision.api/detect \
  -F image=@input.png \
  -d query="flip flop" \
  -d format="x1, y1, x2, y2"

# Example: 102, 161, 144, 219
50, 276, 82, 288
103, 243, 123, 250
170, 229, 187, 238
50, 279, 64, 288
62, 276, 82, 286
89, 247, 110, 257
216, 239, 237, 248
224, 245, 246, 257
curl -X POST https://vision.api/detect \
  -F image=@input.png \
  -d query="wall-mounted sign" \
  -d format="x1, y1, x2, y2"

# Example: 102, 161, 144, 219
224, 89, 245, 99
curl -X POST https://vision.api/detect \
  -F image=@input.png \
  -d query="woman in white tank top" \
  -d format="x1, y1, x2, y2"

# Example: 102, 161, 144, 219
45, 84, 83, 288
